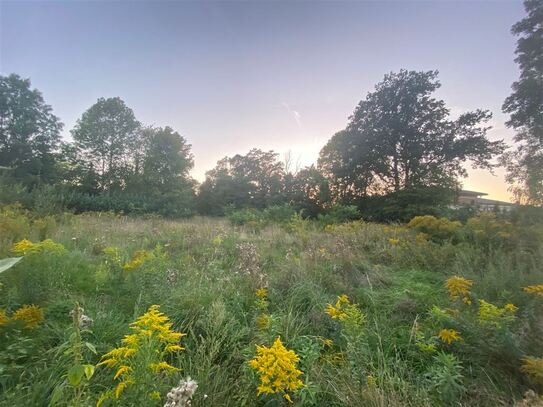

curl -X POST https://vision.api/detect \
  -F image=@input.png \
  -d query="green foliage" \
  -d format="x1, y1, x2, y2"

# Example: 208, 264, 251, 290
318, 204, 360, 225
319, 70, 504, 200
502, 0, 543, 205
407, 215, 462, 242
0, 74, 64, 187
426, 352, 465, 405
0, 206, 541, 406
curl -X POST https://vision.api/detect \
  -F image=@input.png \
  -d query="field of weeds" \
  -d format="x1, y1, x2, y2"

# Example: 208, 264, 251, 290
1, 207, 542, 406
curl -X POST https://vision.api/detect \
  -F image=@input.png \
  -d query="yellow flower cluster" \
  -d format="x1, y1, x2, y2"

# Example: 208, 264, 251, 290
478, 300, 517, 328
248, 337, 304, 403
521, 356, 543, 386
388, 238, 400, 246
122, 250, 153, 271
438, 329, 462, 345
256, 313, 271, 330
523, 284, 543, 298
97, 305, 184, 404
0, 309, 8, 326
445, 276, 473, 304
325, 295, 351, 321
255, 288, 268, 299
2, 305, 44, 328
11, 239, 66, 256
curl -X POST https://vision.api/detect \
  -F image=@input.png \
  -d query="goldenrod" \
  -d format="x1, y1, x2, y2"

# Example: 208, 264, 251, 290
438, 329, 461, 345
445, 276, 473, 304
12, 305, 44, 328
249, 337, 303, 402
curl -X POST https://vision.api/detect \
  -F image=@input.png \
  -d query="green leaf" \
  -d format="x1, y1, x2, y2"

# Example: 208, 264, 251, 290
49, 383, 65, 406
67, 364, 85, 386
0, 257, 22, 274
85, 341, 97, 354
83, 364, 95, 380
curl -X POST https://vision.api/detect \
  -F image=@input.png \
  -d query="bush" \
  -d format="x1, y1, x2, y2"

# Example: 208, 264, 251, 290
407, 215, 462, 242
318, 204, 360, 225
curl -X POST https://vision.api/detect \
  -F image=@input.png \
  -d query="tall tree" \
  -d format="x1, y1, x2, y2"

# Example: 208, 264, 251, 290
0, 74, 63, 186
71, 97, 141, 192
197, 148, 285, 214
140, 126, 194, 193
502, 0, 543, 205
319, 70, 504, 201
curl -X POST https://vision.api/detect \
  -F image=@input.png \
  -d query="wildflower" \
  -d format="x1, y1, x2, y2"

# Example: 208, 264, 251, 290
388, 238, 400, 246
97, 305, 185, 403
523, 285, 543, 298
69, 307, 93, 330
212, 235, 223, 246
521, 356, 543, 385
415, 232, 429, 244
256, 313, 270, 330
149, 361, 180, 373
12, 305, 44, 328
438, 329, 461, 345
255, 288, 268, 299
11, 239, 34, 255
0, 309, 8, 326
123, 250, 153, 271
149, 391, 161, 400
367, 374, 377, 389
319, 337, 333, 348
164, 377, 198, 407
416, 342, 437, 353
504, 303, 518, 313
325, 294, 351, 321
445, 276, 473, 304
478, 300, 516, 328
11, 239, 66, 255
248, 337, 304, 402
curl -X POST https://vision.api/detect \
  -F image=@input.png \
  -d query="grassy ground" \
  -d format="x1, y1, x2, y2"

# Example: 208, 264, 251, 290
0, 210, 542, 406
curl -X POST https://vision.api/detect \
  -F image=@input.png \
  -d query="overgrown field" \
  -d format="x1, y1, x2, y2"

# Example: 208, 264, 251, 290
1, 207, 543, 406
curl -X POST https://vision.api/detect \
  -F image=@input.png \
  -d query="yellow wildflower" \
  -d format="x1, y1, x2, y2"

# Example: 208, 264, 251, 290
478, 300, 516, 328
12, 305, 44, 328
0, 309, 8, 326
445, 276, 473, 304
388, 238, 400, 246
367, 374, 377, 389
325, 295, 365, 332
123, 250, 153, 271
438, 329, 461, 345
504, 303, 518, 313
113, 365, 131, 380
149, 391, 161, 400
255, 288, 268, 299
97, 305, 185, 403
523, 285, 543, 298
256, 313, 271, 330
11, 239, 34, 255
521, 356, 543, 385
249, 337, 304, 402
149, 361, 180, 373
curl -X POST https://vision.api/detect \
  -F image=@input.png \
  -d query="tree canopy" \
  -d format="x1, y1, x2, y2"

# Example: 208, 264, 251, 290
0, 74, 63, 186
502, 0, 543, 205
319, 70, 505, 202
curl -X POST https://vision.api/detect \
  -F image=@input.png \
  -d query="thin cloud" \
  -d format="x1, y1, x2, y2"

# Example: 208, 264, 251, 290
281, 102, 303, 130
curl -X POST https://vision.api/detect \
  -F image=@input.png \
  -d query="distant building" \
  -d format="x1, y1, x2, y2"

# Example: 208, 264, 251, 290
455, 189, 516, 212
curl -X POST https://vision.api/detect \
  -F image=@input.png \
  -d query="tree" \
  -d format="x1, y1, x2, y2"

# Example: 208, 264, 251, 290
71, 97, 141, 192
197, 148, 285, 215
0, 74, 63, 186
286, 165, 331, 217
140, 126, 194, 194
319, 70, 505, 202
502, 0, 543, 205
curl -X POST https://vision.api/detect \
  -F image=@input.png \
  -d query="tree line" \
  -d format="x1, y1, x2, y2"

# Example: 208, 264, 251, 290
1, 0, 541, 219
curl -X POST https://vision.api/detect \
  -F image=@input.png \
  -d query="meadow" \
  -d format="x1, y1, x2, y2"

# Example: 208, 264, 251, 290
1, 206, 542, 406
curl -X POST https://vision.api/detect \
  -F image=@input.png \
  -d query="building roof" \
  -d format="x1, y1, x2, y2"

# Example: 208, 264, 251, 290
458, 189, 488, 197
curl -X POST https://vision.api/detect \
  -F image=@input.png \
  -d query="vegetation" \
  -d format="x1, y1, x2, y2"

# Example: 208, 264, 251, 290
0, 208, 542, 406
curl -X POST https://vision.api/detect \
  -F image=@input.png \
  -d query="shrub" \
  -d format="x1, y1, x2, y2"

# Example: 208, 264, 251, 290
407, 215, 462, 242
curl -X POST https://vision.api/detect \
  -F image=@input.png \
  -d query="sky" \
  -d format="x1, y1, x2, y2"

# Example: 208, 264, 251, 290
0, 0, 525, 201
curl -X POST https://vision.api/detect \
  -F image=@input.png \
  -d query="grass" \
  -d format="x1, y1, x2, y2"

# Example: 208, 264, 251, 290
0, 210, 542, 406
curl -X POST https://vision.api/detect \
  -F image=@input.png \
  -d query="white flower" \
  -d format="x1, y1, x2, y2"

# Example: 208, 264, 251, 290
164, 377, 198, 407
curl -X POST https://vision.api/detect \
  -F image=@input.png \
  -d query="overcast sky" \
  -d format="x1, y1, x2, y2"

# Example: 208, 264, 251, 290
0, 0, 525, 201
